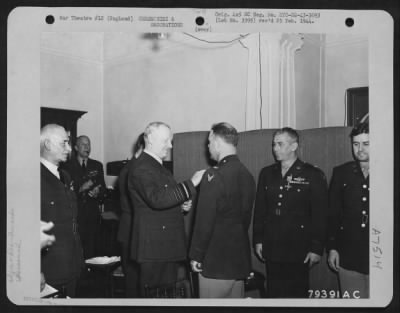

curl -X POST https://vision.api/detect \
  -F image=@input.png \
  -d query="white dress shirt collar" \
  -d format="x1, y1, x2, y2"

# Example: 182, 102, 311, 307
41, 158, 60, 179
144, 149, 163, 165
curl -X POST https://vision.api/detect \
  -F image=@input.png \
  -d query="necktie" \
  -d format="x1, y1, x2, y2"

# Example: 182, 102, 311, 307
58, 168, 65, 184
82, 160, 86, 170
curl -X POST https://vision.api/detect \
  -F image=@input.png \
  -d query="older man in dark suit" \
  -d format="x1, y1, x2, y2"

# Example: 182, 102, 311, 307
189, 122, 256, 298
63, 135, 106, 259
128, 122, 205, 297
40, 124, 84, 297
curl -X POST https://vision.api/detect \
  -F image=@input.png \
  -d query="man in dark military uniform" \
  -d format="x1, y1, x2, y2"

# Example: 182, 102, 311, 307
189, 122, 256, 298
40, 124, 84, 297
128, 122, 205, 297
253, 127, 328, 298
63, 135, 106, 259
327, 122, 369, 298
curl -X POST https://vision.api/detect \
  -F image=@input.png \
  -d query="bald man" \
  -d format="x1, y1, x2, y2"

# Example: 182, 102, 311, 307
40, 124, 83, 297
63, 135, 106, 259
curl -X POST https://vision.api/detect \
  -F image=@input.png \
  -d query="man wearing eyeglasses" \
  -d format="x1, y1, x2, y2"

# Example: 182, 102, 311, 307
40, 124, 84, 297
327, 122, 370, 298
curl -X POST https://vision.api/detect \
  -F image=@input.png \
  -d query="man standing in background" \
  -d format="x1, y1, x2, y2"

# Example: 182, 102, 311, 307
189, 122, 256, 298
253, 127, 328, 298
327, 122, 370, 298
63, 135, 106, 259
40, 124, 83, 297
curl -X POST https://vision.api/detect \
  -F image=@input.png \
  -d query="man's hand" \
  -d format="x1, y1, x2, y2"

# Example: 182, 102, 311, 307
190, 260, 203, 272
40, 221, 56, 249
79, 179, 94, 193
40, 272, 46, 292
255, 243, 265, 262
304, 252, 321, 268
327, 249, 340, 272
191, 169, 206, 187
181, 200, 192, 212
88, 185, 101, 198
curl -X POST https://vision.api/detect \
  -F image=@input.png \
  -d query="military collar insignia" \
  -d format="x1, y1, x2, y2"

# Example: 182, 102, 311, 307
207, 173, 214, 182
219, 154, 238, 166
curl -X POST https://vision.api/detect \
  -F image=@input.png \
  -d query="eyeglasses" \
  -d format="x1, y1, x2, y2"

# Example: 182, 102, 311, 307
56, 140, 71, 149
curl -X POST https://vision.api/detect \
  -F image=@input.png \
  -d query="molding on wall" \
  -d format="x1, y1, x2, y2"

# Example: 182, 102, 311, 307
302, 34, 325, 48
41, 48, 103, 66
325, 36, 368, 48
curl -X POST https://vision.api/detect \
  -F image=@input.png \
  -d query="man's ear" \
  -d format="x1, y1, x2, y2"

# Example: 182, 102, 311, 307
43, 139, 52, 151
291, 142, 299, 152
214, 136, 222, 150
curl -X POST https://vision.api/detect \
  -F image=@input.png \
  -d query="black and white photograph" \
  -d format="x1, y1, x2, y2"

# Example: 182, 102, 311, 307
6, 7, 394, 307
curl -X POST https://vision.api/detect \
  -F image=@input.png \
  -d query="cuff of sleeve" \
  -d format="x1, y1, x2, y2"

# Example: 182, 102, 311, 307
189, 248, 204, 263
310, 240, 324, 256
183, 180, 197, 199
326, 237, 337, 252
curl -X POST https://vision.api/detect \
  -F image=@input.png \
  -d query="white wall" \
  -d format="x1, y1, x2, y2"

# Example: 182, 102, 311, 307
324, 37, 369, 126
41, 52, 104, 163
295, 35, 324, 129
103, 41, 248, 164
40, 32, 368, 182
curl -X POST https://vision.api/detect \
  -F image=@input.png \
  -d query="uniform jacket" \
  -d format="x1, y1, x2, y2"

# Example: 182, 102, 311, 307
63, 157, 106, 201
41, 164, 84, 285
253, 159, 328, 263
117, 158, 135, 244
62, 157, 106, 220
327, 161, 369, 274
128, 152, 196, 263
189, 155, 256, 280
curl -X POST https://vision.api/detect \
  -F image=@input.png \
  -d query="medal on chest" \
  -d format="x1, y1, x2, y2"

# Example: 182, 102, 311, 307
284, 175, 293, 191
